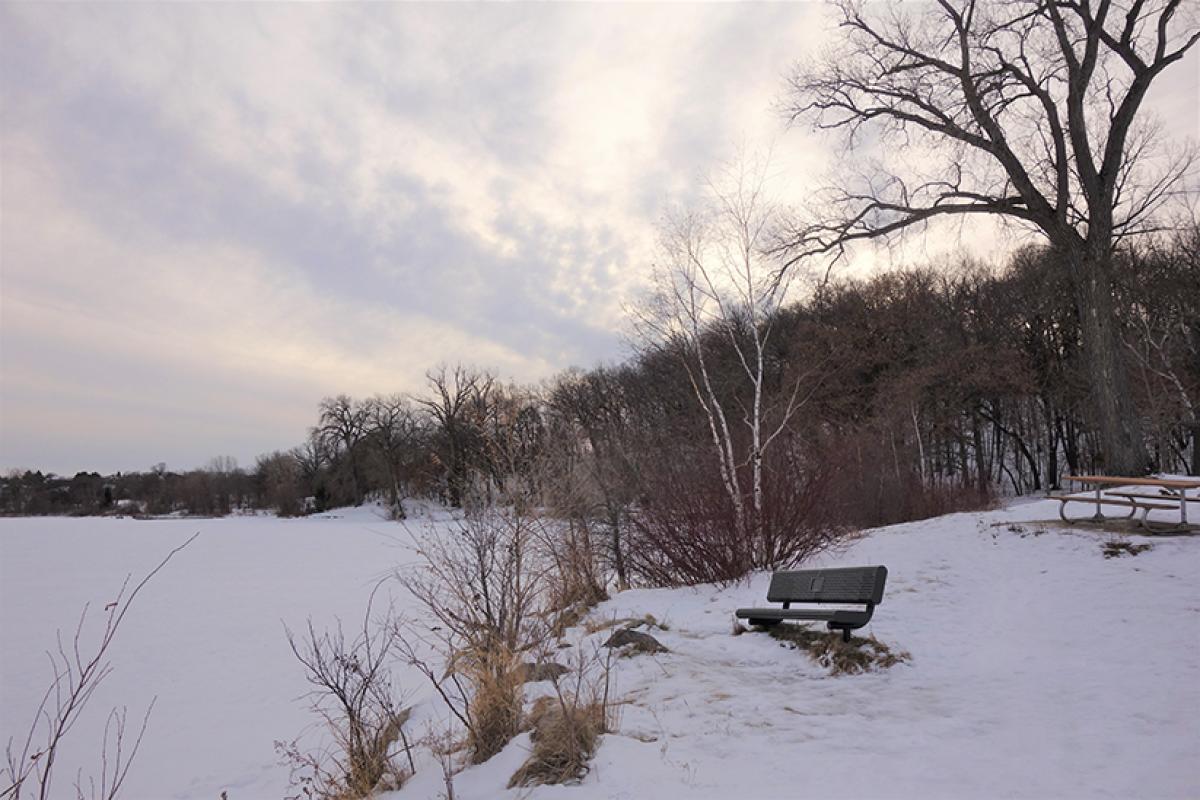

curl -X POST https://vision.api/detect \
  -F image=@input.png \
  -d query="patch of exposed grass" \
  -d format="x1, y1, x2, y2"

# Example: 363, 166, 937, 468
766, 624, 910, 675
583, 613, 668, 635
508, 694, 608, 786
1102, 539, 1153, 558
997, 522, 1047, 538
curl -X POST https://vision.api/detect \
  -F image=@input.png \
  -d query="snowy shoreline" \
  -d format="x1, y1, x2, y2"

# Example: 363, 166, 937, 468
3, 500, 1197, 799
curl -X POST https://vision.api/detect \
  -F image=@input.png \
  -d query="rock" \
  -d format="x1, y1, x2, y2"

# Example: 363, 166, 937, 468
602, 628, 667, 654
520, 661, 570, 683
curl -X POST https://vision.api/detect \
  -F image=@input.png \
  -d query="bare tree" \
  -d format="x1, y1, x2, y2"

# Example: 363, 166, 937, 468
316, 395, 370, 505
364, 395, 424, 519
546, 367, 643, 589
635, 156, 824, 546
417, 366, 496, 508
256, 451, 304, 517
779, 0, 1199, 474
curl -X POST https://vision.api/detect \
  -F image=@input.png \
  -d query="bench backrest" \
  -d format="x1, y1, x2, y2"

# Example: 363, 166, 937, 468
767, 565, 887, 605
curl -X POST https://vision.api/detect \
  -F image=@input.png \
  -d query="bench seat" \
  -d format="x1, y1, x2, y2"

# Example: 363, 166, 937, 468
1108, 491, 1200, 504
1056, 493, 1176, 510
734, 607, 873, 627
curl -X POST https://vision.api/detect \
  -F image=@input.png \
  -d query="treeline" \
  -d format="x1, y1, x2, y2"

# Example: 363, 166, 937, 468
0, 458, 256, 517
4, 233, 1197, 568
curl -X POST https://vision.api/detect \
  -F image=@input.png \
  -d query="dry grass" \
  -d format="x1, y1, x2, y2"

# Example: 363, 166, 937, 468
1102, 538, 1153, 558
454, 646, 525, 765
583, 613, 667, 635
766, 624, 910, 675
508, 697, 607, 787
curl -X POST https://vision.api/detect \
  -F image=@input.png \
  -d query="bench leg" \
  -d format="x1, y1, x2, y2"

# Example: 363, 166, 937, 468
827, 624, 854, 643
1139, 508, 1186, 535
1059, 498, 1137, 524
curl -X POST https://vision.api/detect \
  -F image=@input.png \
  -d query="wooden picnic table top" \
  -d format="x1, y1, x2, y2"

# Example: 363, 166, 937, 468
1067, 474, 1200, 489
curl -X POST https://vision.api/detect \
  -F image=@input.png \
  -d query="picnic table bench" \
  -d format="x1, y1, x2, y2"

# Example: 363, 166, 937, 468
735, 565, 887, 642
1057, 475, 1200, 532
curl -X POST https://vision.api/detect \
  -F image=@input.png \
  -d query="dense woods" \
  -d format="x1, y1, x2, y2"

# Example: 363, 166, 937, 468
5, 231, 1196, 581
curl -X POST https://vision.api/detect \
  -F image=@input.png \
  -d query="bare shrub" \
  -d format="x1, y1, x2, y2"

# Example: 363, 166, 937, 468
279, 588, 414, 799
627, 445, 845, 586
508, 648, 615, 788
535, 517, 608, 637
424, 724, 458, 800
2, 533, 197, 800
397, 507, 548, 764
527, 433, 610, 634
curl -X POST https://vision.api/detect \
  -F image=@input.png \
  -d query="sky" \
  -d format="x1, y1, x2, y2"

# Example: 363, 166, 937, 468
1, 3, 1197, 475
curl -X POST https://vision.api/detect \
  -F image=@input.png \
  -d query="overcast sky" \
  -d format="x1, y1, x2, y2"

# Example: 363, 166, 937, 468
2, 3, 1197, 475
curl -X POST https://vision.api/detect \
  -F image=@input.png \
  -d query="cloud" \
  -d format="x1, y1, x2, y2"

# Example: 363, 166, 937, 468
2, 2, 1194, 472
1, 3, 834, 471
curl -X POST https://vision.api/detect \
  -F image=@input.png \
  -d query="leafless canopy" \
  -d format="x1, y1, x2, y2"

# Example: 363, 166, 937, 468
777, 0, 1199, 274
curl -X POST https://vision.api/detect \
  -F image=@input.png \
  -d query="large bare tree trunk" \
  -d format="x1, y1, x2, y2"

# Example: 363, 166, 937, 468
1069, 246, 1148, 474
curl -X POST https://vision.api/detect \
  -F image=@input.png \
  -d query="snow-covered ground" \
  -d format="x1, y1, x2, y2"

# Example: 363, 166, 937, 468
2, 500, 1198, 799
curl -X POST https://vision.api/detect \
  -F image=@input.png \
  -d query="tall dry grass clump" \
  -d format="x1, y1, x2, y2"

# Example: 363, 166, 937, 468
455, 647, 525, 763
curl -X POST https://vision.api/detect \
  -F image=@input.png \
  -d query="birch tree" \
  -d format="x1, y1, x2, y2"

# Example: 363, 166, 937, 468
635, 159, 821, 546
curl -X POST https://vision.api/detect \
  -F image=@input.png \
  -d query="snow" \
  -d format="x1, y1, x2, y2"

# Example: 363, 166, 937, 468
2, 500, 1198, 799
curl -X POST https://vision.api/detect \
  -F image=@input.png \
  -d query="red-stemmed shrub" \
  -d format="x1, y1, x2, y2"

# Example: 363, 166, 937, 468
625, 444, 846, 586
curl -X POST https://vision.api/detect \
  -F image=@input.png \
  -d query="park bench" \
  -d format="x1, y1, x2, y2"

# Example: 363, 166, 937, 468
735, 565, 888, 642
1056, 475, 1200, 531
1055, 492, 1177, 525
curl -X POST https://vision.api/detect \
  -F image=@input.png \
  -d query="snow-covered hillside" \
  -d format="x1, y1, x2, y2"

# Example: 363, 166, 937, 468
2, 501, 1198, 799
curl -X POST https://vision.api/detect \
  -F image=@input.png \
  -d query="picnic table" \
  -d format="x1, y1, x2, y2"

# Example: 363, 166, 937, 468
1059, 474, 1200, 532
